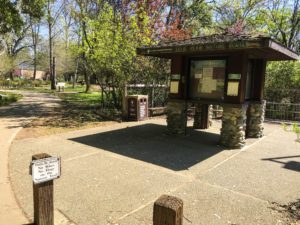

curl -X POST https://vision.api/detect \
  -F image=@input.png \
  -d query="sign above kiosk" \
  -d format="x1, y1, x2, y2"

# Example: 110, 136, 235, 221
137, 33, 299, 61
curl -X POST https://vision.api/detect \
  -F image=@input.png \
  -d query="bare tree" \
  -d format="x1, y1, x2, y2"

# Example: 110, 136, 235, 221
46, 0, 64, 89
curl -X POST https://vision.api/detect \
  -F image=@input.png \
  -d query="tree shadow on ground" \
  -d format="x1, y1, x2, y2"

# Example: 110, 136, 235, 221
262, 155, 300, 172
69, 123, 225, 171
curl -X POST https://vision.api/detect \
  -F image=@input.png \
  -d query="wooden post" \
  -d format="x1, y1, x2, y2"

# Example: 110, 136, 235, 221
200, 104, 210, 129
32, 153, 54, 225
122, 84, 128, 119
151, 81, 155, 108
153, 195, 183, 225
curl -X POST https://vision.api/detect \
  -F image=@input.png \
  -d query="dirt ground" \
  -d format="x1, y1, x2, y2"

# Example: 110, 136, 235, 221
16, 118, 118, 140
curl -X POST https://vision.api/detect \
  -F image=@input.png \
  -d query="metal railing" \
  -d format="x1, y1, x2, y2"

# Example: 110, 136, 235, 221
265, 102, 300, 122
208, 102, 300, 122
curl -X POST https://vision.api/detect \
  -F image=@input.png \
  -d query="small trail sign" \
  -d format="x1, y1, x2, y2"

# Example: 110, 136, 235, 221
31, 156, 61, 184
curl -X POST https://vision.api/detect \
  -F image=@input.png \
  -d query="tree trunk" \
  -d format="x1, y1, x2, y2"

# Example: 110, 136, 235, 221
48, 0, 55, 90
30, 21, 39, 80
33, 45, 37, 80
84, 69, 90, 93
9, 70, 14, 81
73, 58, 79, 89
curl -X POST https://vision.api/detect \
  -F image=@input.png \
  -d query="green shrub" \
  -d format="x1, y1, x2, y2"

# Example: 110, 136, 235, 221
292, 123, 300, 141
0, 78, 49, 89
0, 92, 22, 106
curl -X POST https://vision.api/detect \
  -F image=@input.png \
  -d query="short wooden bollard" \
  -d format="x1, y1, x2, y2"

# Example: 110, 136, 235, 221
153, 195, 183, 225
31, 153, 61, 225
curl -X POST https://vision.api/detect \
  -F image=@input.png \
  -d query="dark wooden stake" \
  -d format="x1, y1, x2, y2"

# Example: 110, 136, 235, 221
153, 195, 183, 225
32, 153, 54, 225
200, 104, 210, 129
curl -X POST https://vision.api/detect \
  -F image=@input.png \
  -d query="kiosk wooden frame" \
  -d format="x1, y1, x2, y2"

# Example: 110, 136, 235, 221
137, 33, 299, 148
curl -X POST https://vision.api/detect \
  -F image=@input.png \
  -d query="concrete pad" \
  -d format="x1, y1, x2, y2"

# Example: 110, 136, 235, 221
10, 142, 190, 224
201, 126, 300, 205
9, 119, 300, 225
119, 180, 286, 225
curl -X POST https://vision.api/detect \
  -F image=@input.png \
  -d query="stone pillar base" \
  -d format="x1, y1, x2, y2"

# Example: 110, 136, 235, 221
166, 101, 187, 135
220, 104, 248, 149
193, 104, 212, 129
246, 100, 266, 138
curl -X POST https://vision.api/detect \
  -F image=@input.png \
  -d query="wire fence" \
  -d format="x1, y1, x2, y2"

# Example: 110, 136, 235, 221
265, 102, 300, 122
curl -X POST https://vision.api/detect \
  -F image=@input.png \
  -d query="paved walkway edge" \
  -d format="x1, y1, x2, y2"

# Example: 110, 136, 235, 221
0, 125, 28, 225
0, 91, 76, 225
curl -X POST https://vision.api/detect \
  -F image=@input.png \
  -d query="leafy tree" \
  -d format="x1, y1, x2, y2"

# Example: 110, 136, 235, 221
0, 0, 24, 34
0, 0, 45, 34
87, 2, 151, 105
265, 61, 300, 103
211, 0, 266, 33
257, 0, 299, 52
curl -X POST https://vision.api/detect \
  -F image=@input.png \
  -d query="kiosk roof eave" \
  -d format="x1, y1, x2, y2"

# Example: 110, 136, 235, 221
137, 34, 299, 61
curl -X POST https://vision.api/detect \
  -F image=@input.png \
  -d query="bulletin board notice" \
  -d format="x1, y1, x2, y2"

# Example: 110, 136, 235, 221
227, 81, 239, 96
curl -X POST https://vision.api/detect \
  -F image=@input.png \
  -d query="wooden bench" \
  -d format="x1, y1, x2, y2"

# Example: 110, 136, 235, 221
149, 107, 167, 116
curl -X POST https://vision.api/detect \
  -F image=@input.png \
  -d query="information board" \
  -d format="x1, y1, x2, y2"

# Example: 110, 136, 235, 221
189, 59, 225, 99
31, 157, 61, 184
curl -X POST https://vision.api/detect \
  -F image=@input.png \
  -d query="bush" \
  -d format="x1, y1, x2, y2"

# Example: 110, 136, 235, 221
292, 123, 300, 141
265, 61, 300, 103
0, 78, 50, 89
0, 92, 22, 106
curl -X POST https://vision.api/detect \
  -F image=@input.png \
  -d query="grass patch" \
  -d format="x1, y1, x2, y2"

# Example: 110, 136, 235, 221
0, 91, 22, 106
57, 91, 102, 107
56, 91, 121, 124
19, 84, 86, 94
21, 86, 56, 93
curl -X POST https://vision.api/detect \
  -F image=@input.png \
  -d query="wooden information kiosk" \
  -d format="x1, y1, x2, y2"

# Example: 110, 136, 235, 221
137, 33, 299, 148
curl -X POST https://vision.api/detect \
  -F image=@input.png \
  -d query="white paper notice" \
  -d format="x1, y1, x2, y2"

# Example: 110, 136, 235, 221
170, 81, 179, 94
227, 82, 239, 96
32, 157, 61, 184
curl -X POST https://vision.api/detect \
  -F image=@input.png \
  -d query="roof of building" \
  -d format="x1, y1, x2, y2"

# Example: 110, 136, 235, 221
137, 33, 299, 61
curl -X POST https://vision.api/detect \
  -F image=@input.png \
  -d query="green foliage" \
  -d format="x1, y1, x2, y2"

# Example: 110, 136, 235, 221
175, 0, 212, 36
292, 123, 300, 141
266, 61, 300, 90
212, 0, 265, 32
0, 0, 23, 34
0, 0, 45, 34
256, 0, 299, 51
0, 78, 50, 89
74, 2, 154, 107
21, 0, 46, 19
281, 122, 288, 131
281, 122, 300, 141
0, 91, 22, 106
0, 53, 13, 75
57, 92, 101, 106
265, 61, 300, 103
